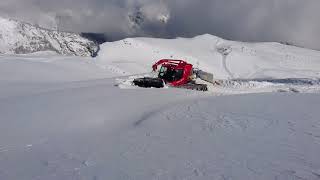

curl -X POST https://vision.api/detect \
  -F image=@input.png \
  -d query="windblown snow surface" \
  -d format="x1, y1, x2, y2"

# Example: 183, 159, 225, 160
1, 34, 320, 180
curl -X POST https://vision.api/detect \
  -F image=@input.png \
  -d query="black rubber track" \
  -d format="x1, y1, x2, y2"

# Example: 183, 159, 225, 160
133, 77, 164, 88
133, 77, 208, 91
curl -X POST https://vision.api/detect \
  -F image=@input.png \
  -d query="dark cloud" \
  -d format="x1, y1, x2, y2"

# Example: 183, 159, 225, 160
0, 0, 319, 49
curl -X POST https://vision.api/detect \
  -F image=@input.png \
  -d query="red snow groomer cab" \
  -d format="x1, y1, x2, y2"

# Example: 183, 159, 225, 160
152, 59, 193, 87
133, 59, 212, 91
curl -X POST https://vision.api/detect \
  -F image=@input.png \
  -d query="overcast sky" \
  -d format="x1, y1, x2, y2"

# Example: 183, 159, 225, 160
0, 0, 319, 49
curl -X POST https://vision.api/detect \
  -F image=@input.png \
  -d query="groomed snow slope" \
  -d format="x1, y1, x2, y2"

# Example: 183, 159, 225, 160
1, 35, 320, 180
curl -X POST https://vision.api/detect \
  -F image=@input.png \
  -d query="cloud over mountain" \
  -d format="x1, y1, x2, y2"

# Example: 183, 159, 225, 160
1, 0, 319, 49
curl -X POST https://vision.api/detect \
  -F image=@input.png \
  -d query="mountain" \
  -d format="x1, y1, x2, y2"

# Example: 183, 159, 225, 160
1, 35, 320, 180
0, 17, 99, 57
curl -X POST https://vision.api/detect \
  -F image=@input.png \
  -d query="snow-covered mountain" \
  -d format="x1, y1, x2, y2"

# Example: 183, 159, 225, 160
0, 17, 99, 57
1, 34, 320, 180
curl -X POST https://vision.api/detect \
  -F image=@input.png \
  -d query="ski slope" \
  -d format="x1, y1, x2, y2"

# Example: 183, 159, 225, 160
0, 35, 320, 180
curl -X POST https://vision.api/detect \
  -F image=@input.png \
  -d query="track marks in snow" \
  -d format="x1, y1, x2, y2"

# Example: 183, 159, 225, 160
97, 64, 128, 75
211, 78, 320, 95
222, 55, 234, 79
133, 110, 157, 127
202, 112, 277, 133
132, 97, 278, 135
217, 45, 234, 79
0, 139, 48, 154
133, 100, 189, 127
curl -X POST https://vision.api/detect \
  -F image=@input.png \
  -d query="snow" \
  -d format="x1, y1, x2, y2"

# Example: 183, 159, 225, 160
97, 34, 320, 94
97, 35, 320, 79
0, 34, 320, 180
